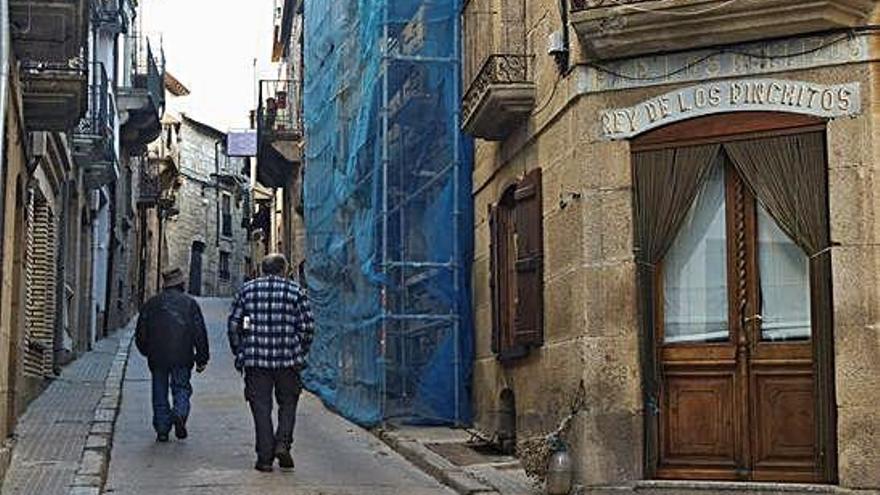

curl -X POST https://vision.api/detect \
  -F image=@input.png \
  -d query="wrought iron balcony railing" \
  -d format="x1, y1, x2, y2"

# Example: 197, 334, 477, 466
91, 0, 126, 33
73, 62, 117, 190
138, 156, 161, 205
75, 62, 113, 139
257, 79, 303, 141
569, 0, 643, 11
255, 78, 303, 188
119, 36, 165, 150
461, 54, 535, 140
134, 40, 165, 115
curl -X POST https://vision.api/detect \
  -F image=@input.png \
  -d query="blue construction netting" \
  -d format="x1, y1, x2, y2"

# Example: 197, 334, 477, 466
301, 0, 474, 426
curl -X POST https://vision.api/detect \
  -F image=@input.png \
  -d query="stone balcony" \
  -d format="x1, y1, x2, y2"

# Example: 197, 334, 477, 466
73, 62, 117, 190
461, 54, 536, 141
569, 0, 876, 60
119, 39, 165, 153
256, 79, 303, 188
10, 0, 88, 130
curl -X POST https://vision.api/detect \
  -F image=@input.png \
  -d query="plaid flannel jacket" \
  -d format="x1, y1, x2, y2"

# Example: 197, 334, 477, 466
228, 276, 315, 370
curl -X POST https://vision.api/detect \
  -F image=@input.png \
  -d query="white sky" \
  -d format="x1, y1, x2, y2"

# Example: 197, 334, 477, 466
140, 0, 280, 131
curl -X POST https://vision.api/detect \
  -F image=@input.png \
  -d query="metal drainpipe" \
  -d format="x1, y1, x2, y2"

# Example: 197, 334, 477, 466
558, 0, 571, 74
214, 139, 221, 295
54, 181, 71, 370
156, 206, 163, 292
215, 139, 221, 248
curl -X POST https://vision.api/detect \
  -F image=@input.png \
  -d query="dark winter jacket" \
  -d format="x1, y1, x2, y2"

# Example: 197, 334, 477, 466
135, 288, 209, 370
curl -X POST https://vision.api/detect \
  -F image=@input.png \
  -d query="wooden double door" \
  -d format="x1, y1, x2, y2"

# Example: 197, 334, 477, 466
646, 122, 834, 483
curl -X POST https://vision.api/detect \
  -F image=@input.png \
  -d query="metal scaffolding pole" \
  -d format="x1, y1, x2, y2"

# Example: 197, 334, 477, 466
379, 0, 466, 424
451, 0, 463, 427
379, 0, 391, 422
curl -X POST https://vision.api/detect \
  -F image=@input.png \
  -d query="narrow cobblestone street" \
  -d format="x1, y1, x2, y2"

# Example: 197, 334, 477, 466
104, 298, 454, 495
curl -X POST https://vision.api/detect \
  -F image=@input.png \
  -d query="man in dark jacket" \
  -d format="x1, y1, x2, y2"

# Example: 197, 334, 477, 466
136, 267, 209, 442
228, 254, 314, 472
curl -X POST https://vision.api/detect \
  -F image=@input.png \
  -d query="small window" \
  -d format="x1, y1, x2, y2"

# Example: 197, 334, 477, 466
219, 251, 231, 281
490, 168, 544, 361
221, 194, 233, 238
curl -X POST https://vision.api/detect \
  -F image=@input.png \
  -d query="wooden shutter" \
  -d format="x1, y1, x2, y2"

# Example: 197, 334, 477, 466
488, 204, 501, 354
513, 168, 544, 347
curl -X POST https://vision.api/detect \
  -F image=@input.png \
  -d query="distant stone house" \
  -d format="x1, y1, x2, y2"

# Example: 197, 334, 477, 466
162, 115, 249, 297
143, 89, 250, 299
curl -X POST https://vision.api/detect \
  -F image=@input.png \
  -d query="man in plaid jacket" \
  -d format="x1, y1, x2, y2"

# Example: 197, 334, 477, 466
228, 253, 314, 472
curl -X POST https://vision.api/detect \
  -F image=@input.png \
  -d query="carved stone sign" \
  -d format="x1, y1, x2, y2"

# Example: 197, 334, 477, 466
576, 33, 869, 94
601, 79, 861, 140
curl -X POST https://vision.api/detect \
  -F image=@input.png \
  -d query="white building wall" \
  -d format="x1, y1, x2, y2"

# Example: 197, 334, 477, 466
90, 190, 111, 344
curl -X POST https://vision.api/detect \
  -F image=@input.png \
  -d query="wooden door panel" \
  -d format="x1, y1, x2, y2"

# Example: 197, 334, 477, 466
645, 127, 833, 482
661, 344, 736, 363
751, 369, 818, 479
661, 372, 737, 466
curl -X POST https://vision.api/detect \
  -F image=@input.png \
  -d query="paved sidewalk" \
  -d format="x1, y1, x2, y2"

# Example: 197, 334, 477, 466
1, 330, 125, 495
376, 426, 541, 495
105, 298, 454, 495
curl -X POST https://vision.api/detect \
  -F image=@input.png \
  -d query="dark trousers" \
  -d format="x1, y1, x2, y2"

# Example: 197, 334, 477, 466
244, 367, 302, 464
151, 366, 193, 435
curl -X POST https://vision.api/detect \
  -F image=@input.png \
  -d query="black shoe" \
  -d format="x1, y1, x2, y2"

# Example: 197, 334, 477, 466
173, 416, 188, 439
156, 433, 169, 443
254, 462, 273, 473
275, 449, 294, 470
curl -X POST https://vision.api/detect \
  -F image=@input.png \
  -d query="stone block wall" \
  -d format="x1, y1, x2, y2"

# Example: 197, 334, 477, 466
279, 168, 307, 279
165, 177, 217, 294
827, 54, 880, 488
163, 119, 249, 297
470, 1, 642, 486
469, 0, 880, 489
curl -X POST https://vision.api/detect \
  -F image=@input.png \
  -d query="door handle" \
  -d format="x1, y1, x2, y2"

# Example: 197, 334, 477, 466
743, 314, 762, 325
742, 314, 762, 351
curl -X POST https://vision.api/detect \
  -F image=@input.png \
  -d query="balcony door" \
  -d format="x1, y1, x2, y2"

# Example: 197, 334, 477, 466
633, 114, 836, 483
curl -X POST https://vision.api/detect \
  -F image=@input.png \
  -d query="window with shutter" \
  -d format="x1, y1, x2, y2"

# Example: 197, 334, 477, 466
221, 194, 233, 238
513, 168, 544, 348
489, 204, 501, 355
488, 169, 544, 361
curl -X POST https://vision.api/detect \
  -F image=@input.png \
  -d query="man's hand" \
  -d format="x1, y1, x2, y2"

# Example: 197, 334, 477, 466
196, 363, 207, 373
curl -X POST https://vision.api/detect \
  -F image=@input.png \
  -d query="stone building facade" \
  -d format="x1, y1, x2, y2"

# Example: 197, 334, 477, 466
146, 102, 250, 298
465, 1, 880, 493
256, 0, 307, 280
0, 67, 38, 450
0, 0, 162, 480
